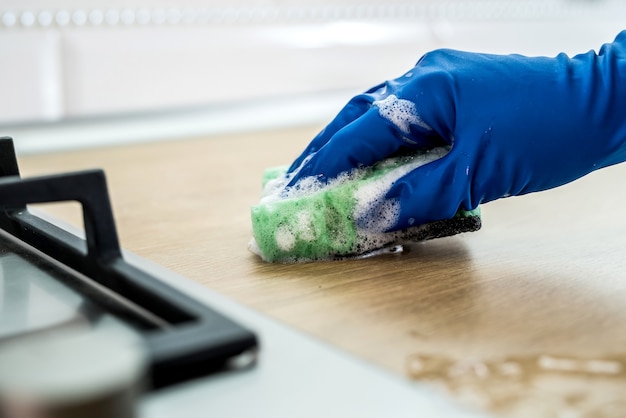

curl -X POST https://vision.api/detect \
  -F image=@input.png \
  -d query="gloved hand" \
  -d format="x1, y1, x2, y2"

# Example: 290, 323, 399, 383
286, 31, 626, 231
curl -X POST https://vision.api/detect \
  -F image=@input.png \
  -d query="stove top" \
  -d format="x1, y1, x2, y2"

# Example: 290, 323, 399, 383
0, 136, 258, 416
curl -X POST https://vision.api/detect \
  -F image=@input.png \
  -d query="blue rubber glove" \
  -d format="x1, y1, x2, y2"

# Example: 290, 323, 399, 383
286, 31, 626, 230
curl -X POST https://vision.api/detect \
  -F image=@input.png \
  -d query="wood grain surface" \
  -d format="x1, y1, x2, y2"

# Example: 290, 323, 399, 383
16, 126, 626, 417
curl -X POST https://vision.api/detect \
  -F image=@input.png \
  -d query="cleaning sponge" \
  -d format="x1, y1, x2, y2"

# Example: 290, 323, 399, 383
249, 147, 481, 263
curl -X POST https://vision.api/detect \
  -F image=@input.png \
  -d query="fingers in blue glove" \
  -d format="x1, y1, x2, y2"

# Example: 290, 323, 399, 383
288, 93, 446, 185
287, 93, 374, 173
385, 149, 472, 229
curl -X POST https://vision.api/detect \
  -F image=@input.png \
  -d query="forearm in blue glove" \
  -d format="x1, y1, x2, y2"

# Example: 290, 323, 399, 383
285, 31, 626, 231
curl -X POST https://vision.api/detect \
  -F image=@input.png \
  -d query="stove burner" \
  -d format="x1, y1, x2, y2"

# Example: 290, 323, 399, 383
0, 137, 258, 390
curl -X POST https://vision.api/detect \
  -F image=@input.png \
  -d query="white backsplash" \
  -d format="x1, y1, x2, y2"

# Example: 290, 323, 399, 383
1, 1, 625, 151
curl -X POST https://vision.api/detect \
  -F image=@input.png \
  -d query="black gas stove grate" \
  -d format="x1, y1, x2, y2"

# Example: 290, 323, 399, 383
0, 136, 258, 389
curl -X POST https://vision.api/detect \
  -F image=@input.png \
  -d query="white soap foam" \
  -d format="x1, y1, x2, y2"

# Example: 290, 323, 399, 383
295, 210, 317, 242
275, 224, 296, 251
264, 155, 364, 205
373, 94, 431, 134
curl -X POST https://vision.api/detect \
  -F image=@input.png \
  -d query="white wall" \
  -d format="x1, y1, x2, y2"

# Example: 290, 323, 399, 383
1, 1, 625, 151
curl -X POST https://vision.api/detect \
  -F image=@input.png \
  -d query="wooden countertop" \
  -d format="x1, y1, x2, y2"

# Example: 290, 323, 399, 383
17, 126, 626, 417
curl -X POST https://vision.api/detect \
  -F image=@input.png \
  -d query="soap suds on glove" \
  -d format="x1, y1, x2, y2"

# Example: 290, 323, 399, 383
373, 94, 431, 134
249, 147, 482, 263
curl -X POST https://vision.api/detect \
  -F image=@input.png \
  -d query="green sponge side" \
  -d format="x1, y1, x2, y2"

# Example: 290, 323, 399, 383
250, 153, 481, 263
251, 176, 359, 262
